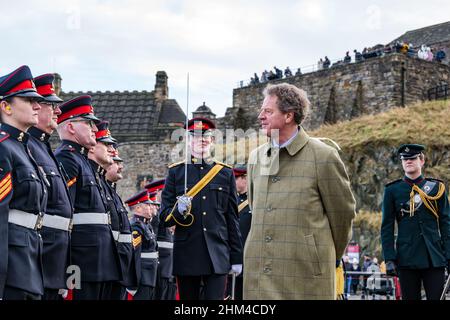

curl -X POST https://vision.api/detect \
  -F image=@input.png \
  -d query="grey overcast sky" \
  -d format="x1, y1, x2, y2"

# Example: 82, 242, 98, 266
1, 0, 448, 117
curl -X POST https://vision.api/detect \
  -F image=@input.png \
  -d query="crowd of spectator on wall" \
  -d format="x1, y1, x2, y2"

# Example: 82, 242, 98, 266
246, 41, 447, 87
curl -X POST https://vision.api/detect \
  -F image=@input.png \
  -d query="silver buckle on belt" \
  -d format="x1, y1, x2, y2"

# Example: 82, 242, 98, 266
35, 212, 44, 231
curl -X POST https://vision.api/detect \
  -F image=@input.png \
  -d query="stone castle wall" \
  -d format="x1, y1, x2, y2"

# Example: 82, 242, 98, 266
218, 54, 450, 131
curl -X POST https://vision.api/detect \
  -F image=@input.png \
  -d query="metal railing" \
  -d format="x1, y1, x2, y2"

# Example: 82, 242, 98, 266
428, 83, 449, 100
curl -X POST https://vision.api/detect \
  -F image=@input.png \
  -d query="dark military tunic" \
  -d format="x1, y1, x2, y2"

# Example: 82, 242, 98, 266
131, 215, 158, 299
153, 211, 176, 300
160, 158, 243, 276
106, 180, 136, 288
55, 140, 121, 283
0, 123, 47, 297
28, 127, 72, 290
381, 175, 450, 269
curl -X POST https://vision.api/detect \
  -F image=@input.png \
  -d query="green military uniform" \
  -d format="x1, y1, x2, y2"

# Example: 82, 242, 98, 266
381, 144, 450, 300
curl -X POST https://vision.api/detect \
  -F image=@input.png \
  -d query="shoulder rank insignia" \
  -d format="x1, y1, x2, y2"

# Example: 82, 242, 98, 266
213, 160, 232, 169
67, 177, 77, 188
168, 160, 185, 169
385, 179, 402, 187
0, 131, 10, 143
427, 177, 444, 184
132, 230, 142, 248
0, 172, 13, 202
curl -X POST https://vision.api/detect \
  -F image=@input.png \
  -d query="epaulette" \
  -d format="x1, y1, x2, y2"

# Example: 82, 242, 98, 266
61, 144, 76, 152
385, 179, 402, 187
0, 131, 10, 143
168, 160, 185, 169
427, 177, 445, 184
213, 160, 232, 169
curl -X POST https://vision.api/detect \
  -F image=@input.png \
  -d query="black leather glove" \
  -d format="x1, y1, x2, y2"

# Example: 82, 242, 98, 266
447, 261, 450, 273
386, 260, 398, 276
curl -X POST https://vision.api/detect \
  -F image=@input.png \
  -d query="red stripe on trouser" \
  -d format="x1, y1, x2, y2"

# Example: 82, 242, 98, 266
65, 289, 73, 300
175, 277, 180, 300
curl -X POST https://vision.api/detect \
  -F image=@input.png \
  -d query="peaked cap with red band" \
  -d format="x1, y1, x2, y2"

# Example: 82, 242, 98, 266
233, 166, 247, 178
185, 117, 216, 132
95, 120, 117, 144
0, 65, 44, 101
124, 190, 152, 207
57, 95, 100, 124
33, 73, 63, 103
144, 179, 165, 193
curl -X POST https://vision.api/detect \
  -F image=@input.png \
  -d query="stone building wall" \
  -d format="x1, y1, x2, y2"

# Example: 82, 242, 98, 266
115, 141, 181, 201
219, 54, 450, 131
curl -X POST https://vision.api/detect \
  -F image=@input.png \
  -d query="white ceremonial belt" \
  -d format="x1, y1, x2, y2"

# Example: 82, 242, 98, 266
112, 230, 120, 241
42, 214, 72, 231
157, 241, 174, 249
141, 252, 159, 259
72, 213, 110, 225
118, 234, 132, 243
8, 209, 44, 230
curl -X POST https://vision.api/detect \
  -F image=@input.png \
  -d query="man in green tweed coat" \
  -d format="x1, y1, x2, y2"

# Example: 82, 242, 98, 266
243, 83, 356, 300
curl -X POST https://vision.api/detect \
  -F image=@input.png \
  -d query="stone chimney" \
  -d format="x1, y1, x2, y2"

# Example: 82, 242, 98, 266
53, 73, 62, 95
154, 71, 168, 101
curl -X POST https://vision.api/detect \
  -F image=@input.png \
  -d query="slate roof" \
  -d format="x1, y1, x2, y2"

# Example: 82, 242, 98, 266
390, 21, 450, 46
59, 90, 185, 142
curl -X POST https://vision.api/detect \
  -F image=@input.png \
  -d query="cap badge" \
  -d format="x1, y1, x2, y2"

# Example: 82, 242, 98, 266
405, 147, 410, 152
194, 122, 204, 130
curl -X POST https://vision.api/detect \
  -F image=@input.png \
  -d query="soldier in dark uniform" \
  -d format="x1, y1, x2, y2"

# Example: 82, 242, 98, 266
0, 65, 47, 300
125, 190, 159, 300
226, 166, 252, 300
27, 73, 72, 300
381, 144, 450, 300
146, 179, 177, 300
105, 147, 136, 300
54, 96, 122, 300
160, 117, 243, 300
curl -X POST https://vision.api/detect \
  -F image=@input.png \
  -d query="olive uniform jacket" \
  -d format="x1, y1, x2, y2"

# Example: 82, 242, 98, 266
243, 127, 356, 300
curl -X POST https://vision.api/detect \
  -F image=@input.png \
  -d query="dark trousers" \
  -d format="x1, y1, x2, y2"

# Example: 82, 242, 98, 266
2, 286, 42, 300
134, 285, 154, 300
154, 276, 177, 300
398, 267, 445, 300
43, 288, 62, 300
226, 275, 243, 300
177, 274, 227, 300
72, 281, 118, 300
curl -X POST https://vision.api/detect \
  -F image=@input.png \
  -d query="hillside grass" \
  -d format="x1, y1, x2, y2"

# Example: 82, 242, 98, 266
310, 100, 450, 150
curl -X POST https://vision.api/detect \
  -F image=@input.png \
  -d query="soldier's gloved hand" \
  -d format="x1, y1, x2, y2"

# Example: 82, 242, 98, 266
229, 264, 243, 276
58, 289, 68, 299
177, 195, 192, 216
386, 260, 398, 276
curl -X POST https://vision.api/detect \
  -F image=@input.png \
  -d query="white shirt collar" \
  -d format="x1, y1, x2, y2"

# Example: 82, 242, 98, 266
272, 127, 299, 148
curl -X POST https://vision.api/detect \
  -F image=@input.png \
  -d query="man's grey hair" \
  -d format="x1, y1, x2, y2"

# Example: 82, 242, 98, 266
263, 83, 311, 124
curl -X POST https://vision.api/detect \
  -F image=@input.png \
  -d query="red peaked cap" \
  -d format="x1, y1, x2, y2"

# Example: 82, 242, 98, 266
124, 190, 151, 207
185, 117, 216, 132
33, 73, 63, 103
233, 167, 247, 177
0, 65, 43, 100
144, 179, 165, 193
